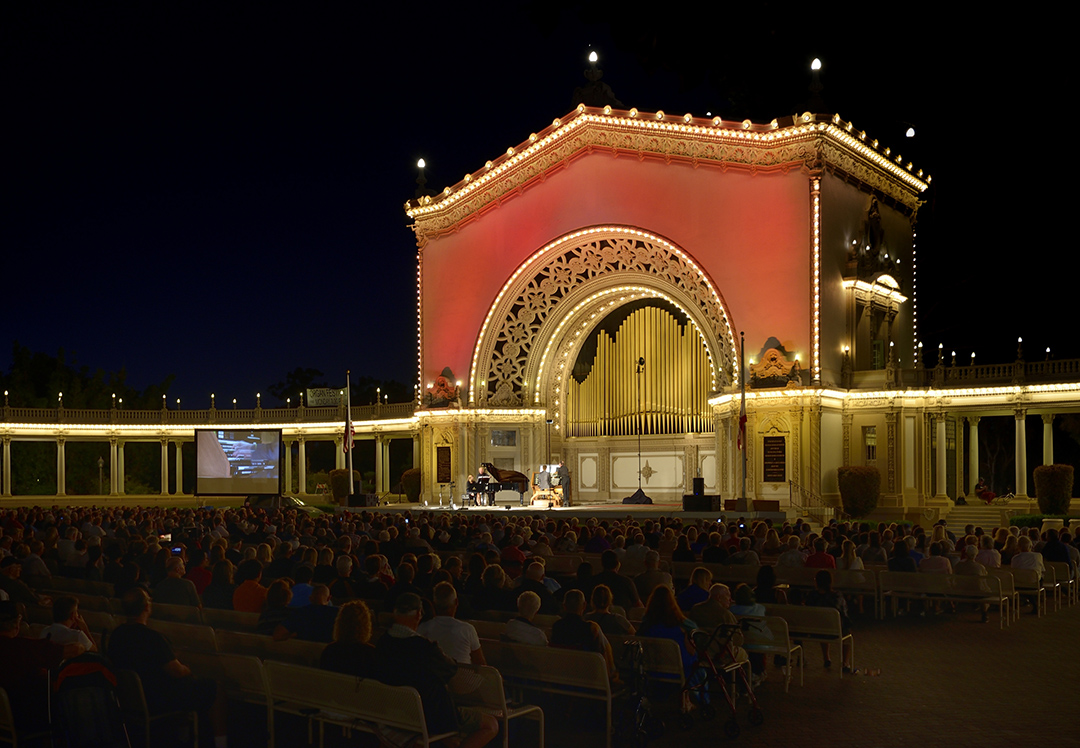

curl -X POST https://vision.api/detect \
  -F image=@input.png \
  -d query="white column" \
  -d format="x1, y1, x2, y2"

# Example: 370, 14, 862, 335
1042, 414, 1054, 465
56, 437, 66, 496
174, 440, 183, 494
298, 438, 307, 495
375, 435, 384, 493
412, 434, 420, 469
118, 441, 126, 494
934, 414, 947, 499
160, 438, 169, 495
284, 440, 293, 494
967, 416, 980, 496
109, 438, 118, 495
2, 436, 11, 496
1015, 410, 1028, 499
384, 438, 392, 491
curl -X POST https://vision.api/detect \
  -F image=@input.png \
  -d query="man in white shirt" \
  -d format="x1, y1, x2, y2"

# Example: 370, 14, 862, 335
1010, 536, 1045, 579
39, 596, 96, 652
417, 582, 485, 665
1010, 536, 1046, 614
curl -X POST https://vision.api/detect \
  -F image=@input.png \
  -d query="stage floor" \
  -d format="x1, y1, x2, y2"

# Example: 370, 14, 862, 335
355, 500, 795, 525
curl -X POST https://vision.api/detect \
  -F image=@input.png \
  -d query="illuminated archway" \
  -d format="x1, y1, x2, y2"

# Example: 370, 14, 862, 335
469, 226, 737, 413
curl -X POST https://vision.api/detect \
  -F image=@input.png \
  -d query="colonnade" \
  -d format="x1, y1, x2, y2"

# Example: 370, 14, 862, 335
0, 432, 422, 498
930, 410, 1059, 502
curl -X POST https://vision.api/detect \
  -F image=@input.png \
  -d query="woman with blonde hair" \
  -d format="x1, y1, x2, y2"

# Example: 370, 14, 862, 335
839, 539, 864, 571
760, 528, 783, 558
320, 600, 376, 676
1000, 534, 1020, 565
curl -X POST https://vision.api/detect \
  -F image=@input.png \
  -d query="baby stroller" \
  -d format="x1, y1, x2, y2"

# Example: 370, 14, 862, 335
681, 620, 764, 738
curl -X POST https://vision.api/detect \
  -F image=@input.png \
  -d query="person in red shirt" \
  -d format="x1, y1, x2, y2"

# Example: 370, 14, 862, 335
232, 559, 268, 613
804, 537, 837, 569
184, 548, 213, 596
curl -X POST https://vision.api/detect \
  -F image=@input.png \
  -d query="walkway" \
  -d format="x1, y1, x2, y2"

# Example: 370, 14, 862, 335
548, 597, 1080, 747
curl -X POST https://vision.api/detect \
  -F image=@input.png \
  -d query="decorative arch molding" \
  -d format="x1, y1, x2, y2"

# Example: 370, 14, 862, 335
469, 226, 737, 407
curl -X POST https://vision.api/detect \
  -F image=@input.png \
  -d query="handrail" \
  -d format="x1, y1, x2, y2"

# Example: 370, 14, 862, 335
789, 479, 834, 524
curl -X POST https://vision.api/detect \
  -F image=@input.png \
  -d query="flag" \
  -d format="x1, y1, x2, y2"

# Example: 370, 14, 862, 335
343, 388, 354, 453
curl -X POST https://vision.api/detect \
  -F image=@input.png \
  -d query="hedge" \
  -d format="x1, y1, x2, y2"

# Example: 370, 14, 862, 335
1033, 464, 1074, 515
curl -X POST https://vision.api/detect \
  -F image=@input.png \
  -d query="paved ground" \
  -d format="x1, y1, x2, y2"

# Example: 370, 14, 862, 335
538, 598, 1080, 747
259, 593, 1077, 748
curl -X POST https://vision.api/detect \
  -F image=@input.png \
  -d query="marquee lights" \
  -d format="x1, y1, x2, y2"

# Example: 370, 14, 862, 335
405, 109, 929, 221
708, 381, 1080, 408
811, 178, 822, 384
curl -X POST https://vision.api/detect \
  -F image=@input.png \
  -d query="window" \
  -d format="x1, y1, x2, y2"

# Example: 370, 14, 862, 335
863, 426, 877, 466
490, 430, 517, 447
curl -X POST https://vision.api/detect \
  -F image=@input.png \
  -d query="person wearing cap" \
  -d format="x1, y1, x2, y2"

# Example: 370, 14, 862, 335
375, 592, 498, 748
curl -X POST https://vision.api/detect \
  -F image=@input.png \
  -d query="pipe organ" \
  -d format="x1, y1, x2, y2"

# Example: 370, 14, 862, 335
566, 302, 714, 437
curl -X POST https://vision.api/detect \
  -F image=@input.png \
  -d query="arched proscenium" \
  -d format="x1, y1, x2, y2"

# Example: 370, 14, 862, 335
469, 226, 737, 406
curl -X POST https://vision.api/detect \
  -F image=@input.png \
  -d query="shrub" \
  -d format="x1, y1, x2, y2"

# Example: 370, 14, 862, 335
329, 468, 361, 504
1033, 464, 1074, 515
1006, 514, 1080, 529
401, 468, 421, 503
837, 466, 881, 519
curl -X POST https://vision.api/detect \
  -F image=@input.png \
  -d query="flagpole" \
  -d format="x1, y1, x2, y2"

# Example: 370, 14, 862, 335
345, 370, 354, 497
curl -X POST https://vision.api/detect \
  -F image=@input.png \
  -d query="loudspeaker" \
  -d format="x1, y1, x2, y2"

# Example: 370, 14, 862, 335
692, 477, 705, 496
682, 494, 720, 512
348, 493, 379, 507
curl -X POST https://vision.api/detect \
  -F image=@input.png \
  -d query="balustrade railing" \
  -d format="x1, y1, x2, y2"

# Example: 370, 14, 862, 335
1, 401, 417, 425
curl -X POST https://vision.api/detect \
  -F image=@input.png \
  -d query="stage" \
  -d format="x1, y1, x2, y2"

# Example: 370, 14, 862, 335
349, 499, 797, 526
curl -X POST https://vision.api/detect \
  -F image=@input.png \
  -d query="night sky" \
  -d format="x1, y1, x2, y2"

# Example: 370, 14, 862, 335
4, 4, 1066, 408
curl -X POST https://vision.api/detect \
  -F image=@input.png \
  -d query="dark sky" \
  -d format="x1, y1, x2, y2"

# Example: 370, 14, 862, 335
3, 3, 1066, 407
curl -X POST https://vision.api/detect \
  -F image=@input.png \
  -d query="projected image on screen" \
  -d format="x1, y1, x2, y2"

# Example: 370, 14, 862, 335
196, 429, 282, 495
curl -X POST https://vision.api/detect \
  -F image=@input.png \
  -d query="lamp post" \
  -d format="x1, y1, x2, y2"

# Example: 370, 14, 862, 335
97, 456, 104, 495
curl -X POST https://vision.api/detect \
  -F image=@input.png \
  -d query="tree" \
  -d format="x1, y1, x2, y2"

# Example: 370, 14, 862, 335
1, 342, 172, 408
267, 367, 328, 406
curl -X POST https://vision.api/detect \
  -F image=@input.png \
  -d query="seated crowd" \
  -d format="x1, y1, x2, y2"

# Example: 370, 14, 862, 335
0, 504, 1077, 745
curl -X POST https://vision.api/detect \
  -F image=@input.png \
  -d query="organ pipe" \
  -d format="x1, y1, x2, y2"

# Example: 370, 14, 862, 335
566, 304, 714, 438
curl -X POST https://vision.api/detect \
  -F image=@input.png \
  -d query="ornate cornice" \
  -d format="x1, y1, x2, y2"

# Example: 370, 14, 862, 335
405, 108, 929, 240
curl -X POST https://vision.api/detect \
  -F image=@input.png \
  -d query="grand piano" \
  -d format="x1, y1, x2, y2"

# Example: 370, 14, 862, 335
468, 462, 529, 506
